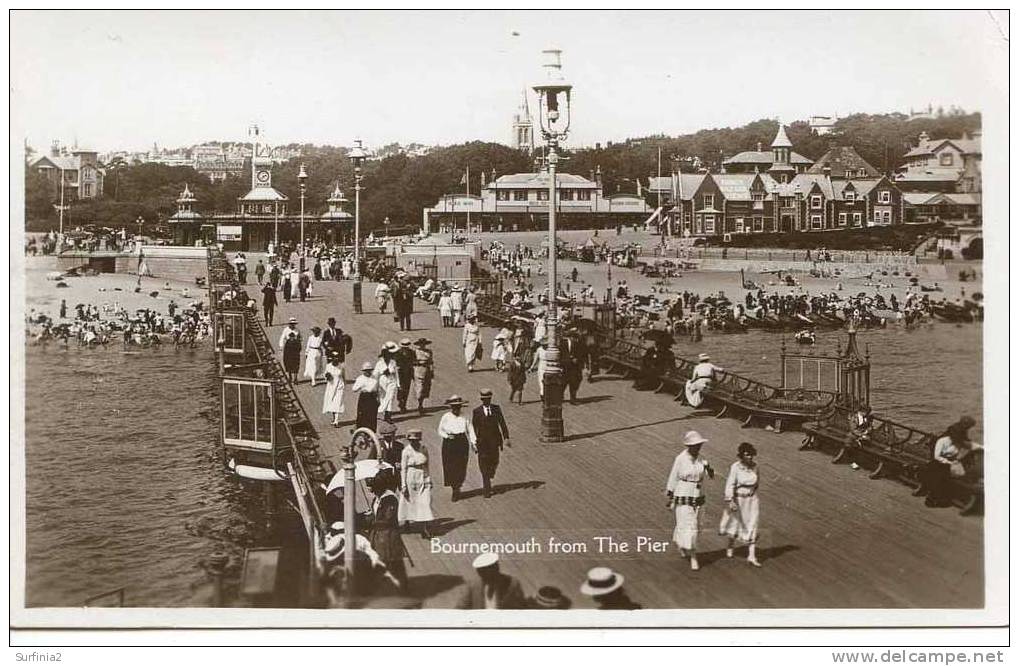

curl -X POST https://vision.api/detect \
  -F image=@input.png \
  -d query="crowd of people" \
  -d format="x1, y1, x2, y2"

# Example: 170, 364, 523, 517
27, 292, 211, 349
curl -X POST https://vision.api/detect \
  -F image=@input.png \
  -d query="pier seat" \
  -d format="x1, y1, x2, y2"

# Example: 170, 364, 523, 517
802, 406, 983, 515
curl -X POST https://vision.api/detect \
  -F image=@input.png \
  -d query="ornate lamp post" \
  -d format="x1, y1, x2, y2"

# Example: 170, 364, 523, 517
348, 139, 369, 278
533, 47, 573, 443
298, 163, 308, 271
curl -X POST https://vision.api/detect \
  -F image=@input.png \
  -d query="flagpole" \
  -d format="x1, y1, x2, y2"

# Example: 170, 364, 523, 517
465, 165, 470, 242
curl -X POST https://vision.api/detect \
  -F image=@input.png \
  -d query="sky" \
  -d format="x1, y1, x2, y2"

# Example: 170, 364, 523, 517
10, 10, 1009, 154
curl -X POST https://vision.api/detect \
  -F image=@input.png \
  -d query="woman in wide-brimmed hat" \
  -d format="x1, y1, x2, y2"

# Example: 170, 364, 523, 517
436, 395, 475, 502
398, 429, 435, 539
665, 430, 715, 571
304, 326, 324, 386
278, 317, 302, 384
718, 442, 762, 567
351, 361, 380, 432
322, 350, 346, 427
462, 315, 482, 372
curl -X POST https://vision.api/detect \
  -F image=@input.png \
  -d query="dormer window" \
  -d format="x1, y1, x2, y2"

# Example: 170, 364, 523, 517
878, 190, 891, 204
857, 168, 867, 177
702, 194, 714, 209
939, 153, 954, 166
845, 170, 853, 178
845, 190, 855, 203
751, 191, 764, 202
810, 195, 823, 209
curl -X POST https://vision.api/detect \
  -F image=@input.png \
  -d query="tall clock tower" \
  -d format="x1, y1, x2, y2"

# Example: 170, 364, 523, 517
250, 126, 275, 190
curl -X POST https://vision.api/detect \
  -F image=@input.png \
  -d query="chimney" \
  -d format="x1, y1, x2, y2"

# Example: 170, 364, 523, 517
822, 166, 832, 177
595, 165, 603, 187
590, 169, 595, 183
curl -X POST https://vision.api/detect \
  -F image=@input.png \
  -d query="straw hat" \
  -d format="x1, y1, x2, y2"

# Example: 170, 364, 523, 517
683, 430, 709, 447
399, 338, 412, 347
361, 361, 374, 371
533, 586, 571, 609
479, 388, 494, 398
580, 567, 624, 597
445, 395, 468, 406
698, 353, 710, 361
288, 317, 298, 324
406, 429, 423, 440
383, 341, 399, 352
414, 338, 432, 347
472, 552, 499, 569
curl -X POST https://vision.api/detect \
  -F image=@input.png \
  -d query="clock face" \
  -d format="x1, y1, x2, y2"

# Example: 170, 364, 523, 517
256, 170, 270, 184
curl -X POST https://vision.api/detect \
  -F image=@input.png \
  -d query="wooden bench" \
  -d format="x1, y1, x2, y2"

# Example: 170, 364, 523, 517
802, 406, 983, 515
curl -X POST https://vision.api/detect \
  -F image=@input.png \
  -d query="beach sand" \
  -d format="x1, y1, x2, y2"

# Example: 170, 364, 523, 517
22, 256, 204, 322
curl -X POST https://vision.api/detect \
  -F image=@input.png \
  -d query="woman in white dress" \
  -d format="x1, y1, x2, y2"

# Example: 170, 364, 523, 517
398, 429, 435, 538
450, 288, 464, 326
437, 290, 454, 327
304, 326, 324, 386
462, 316, 482, 372
665, 430, 715, 571
374, 342, 400, 418
321, 351, 346, 427
718, 442, 762, 567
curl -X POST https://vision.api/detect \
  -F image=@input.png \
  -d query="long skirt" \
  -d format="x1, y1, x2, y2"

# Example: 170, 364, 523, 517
673, 503, 703, 550
441, 434, 469, 488
718, 495, 760, 543
685, 378, 710, 407
304, 348, 323, 381
356, 392, 379, 431
398, 466, 435, 523
282, 344, 301, 374
322, 376, 345, 414
464, 340, 480, 365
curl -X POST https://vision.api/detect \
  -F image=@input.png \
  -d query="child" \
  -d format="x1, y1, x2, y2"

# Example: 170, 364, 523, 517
507, 356, 527, 405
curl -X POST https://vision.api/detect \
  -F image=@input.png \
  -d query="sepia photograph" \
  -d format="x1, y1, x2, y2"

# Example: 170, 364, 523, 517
8, 8, 1009, 644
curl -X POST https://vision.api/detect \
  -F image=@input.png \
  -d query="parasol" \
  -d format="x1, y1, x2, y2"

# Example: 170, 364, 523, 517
324, 460, 395, 494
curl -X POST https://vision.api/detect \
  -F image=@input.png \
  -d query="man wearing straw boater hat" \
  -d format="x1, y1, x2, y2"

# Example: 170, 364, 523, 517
436, 395, 475, 502
456, 553, 526, 609
665, 430, 715, 571
470, 388, 511, 498
579, 567, 641, 610
395, 338, 415, 413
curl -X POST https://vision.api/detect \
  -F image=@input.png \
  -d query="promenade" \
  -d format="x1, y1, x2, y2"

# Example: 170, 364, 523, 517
267, 277, 982, 609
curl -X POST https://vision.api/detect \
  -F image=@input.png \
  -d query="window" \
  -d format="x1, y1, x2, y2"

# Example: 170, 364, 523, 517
844, 170, 853, 178
810, 214, 823, 229
810, 195, 822, 209
838, 212, 847, 226
751, 191, 764, 202
701, 194, 714, 209
857, 169, 867, 177
513, 190, 528, 201
496, 190, 510, 201
559, 189, 573, 201
704, 215, 715, 234
753, 216, 764, 232
537, 190, 549, 201
878, 190, 891, 204
844, 190, 855, 202
734, 218, 745, 233
853, 212, 862, 226
939, 153, 954, 166
577, 190, 591, 201
683, 212, 692, 223
781, 196, 794, 207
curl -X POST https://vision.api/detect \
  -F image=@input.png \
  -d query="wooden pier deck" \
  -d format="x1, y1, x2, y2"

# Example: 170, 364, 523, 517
266, 278, 982, 610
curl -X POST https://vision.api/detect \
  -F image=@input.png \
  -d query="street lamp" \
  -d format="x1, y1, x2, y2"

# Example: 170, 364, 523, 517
532, 47, 573, 443
383, 216, 391, 239
348, 139, 369, 277
298, 163, 308, 271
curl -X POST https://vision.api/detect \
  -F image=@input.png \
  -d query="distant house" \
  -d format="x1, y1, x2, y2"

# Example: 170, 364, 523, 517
809, 115, 837, 135
30, 144, 104, 200
650, 126, 905, 238
806, 146, 881, 179
895, 131, 982, 193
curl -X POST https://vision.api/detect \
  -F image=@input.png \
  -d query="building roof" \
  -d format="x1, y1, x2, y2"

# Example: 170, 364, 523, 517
320, 210, 354, 220
169, 210, 203, 220
724, 150, 813, 166
894, 171, 961, 183
31, 155, 80, 171
771, 124, 793, 148
712, 174, 760, 201
675, 174, 707, 200
647, 176, 672, 192
488, 172, 600, 189
902, 192, 936, 205
806, 146, 880, 178
904, 136, 982, 158
239, 187, 289, 202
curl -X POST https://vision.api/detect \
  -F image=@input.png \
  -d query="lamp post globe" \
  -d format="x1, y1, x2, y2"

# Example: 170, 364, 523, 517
532, 47, 573, 443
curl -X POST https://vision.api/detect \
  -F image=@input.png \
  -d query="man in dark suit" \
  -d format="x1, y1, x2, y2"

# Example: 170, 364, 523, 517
470, 388, 511, 498
321, 317, 353, 362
